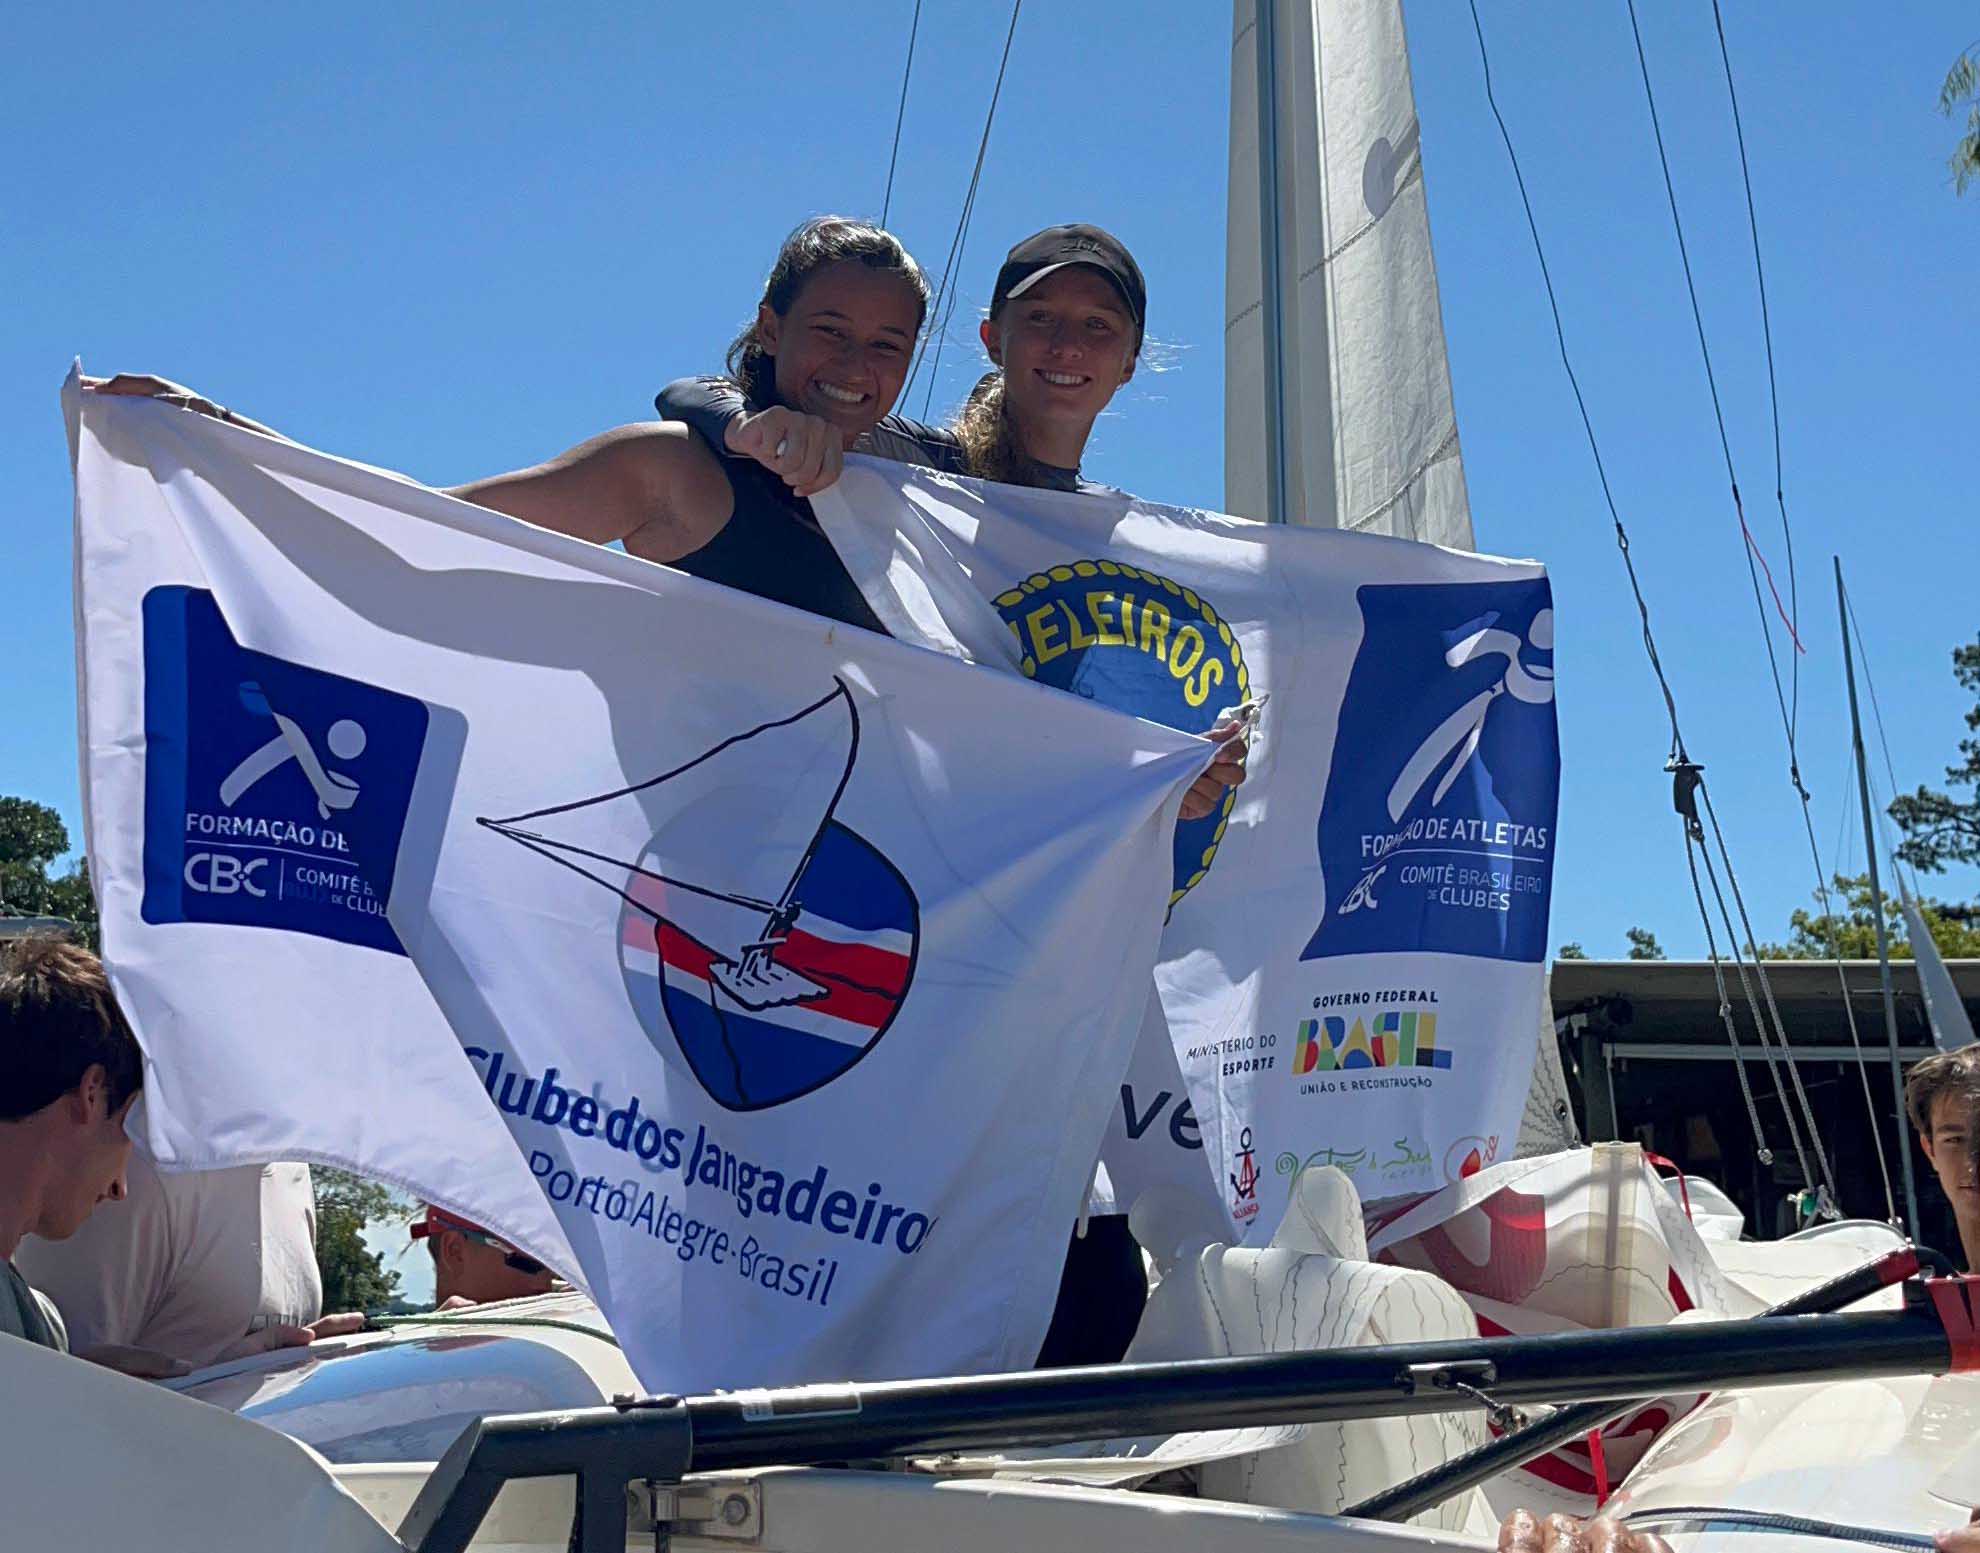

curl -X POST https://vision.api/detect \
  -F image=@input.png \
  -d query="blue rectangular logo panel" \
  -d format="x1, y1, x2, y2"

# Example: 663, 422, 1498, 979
1301, 580, 1559, 964
141, 586, 424, 954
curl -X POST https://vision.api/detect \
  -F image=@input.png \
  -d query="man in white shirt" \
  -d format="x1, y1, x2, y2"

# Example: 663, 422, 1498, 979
1, 938, 144, 1359
14, 1137, 329, 1369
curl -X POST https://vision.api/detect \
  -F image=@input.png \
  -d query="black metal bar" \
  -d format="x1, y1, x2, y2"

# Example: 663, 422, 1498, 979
401, 1284, 1961, 1548
398, 1398, 691, 1553
1343, 1247, 1920, 1522
677, 1300, 1953, 1471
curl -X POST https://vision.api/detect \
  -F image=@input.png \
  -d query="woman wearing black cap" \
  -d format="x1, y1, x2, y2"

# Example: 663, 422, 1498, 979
948, 222, 1145, 490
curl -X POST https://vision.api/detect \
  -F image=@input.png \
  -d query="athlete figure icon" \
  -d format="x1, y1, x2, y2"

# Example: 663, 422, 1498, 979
1385, 608, 1553, 824
219, 681, 367, 820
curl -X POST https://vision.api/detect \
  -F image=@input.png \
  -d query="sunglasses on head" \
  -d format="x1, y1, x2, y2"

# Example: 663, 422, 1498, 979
452, 1223, 546, 1277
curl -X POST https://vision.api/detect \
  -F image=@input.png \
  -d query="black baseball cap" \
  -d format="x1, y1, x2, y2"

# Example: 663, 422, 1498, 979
991, 223, 1147, 338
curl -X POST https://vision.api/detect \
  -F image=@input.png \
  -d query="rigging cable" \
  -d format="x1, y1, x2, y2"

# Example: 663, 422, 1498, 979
880, 0, 924, 227
1465, 0, 1827, 1197
1462, 0, 1683, 764
1624, 0, 1804, 668
1676, 784, 1774, 1165
1704, 0, 1895, 1219
1708, 0, 1802, 760
1694, 6, 1892, 1228
902, 0, 1023, 418
1623, 0, 1838, 1210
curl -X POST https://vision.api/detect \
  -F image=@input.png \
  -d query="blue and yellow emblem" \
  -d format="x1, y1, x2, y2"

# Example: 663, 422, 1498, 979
994, 560, 1249, 904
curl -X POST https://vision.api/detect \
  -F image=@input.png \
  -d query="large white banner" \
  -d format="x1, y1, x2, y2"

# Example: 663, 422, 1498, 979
64, 377, 574, 1273
70, 380, 1210, 1390
814, 461, 1560, 1238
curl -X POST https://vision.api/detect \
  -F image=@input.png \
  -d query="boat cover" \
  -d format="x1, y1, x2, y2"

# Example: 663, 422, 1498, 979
0, 1330, 396, 1553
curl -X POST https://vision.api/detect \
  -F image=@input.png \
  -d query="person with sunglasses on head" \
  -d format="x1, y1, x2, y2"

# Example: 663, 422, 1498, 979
412, 1206, 559, 1309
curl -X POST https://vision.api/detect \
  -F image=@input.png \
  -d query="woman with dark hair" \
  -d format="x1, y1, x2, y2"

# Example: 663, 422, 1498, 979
442, 215, 929, 632
90, 215, 929, 634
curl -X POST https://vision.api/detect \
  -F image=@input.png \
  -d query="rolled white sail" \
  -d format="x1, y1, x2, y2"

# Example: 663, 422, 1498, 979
1226, 0, 1476, 549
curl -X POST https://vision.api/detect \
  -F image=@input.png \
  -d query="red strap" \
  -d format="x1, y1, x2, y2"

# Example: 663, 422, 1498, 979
1587, 1426, 1611, 1507
1928, 1276, 1980, 1373
1645, 1152, 1691, 1221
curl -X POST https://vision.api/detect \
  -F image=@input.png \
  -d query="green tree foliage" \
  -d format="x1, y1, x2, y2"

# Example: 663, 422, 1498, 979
1891, 636, 1980, 874
0, 796, 99, 948
314, 1168, 414, 1314
1944, 46, 1980, 194
1757, 873, 1980, 961
1625, 926, 1666, 961
1556, 941, 1589, 960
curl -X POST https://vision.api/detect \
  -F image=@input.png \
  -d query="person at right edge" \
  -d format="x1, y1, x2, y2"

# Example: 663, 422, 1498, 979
657, 223, 1239, 1369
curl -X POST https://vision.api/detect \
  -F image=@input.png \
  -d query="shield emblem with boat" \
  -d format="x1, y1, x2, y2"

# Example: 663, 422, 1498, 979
480, 680, 919, 1110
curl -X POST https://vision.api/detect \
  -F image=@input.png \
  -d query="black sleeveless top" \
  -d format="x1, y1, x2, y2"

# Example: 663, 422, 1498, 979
670, 454, 888, 636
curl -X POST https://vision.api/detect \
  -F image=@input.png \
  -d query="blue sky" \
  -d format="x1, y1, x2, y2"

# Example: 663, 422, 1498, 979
3, 0, 1974, 970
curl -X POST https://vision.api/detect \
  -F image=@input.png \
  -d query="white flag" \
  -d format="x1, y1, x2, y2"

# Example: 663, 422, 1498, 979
70, 378, 1209, 1390
814, 460, 1560, 1237
65, 374, 571, 1271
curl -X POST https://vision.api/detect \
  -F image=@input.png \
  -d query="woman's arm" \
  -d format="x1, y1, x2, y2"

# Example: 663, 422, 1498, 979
447, 422, 729, 563
654, 377, 844, 497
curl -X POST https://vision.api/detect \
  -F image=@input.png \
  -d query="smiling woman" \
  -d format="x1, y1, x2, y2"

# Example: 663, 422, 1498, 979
952, 223, 1146, 487
443, 216, 931, 634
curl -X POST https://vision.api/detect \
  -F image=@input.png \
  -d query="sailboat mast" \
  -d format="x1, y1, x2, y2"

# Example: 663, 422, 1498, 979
1223, 0, 1474, 547
1250, 0, 1293, 526
1837, 556, 1922, 1235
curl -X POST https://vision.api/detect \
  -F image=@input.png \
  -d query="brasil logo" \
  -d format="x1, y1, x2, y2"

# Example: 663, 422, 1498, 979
1291, 1011, 1451, 1074
994, 560, 1248, 905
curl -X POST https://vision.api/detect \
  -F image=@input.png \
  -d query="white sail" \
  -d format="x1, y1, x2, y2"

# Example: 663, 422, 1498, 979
1225, 0, 1476, 548
1903, 898, 1976, 1051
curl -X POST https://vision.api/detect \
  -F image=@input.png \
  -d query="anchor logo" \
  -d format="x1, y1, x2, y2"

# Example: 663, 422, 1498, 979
1230, 1125, 1261, 1221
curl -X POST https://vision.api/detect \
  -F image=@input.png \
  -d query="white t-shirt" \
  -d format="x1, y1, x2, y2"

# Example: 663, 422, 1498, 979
14, 1150, 322, 1368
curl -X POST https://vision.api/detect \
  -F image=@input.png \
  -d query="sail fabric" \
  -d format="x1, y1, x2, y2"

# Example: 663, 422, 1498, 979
1902, 900, 1977, 1051
968, 1166, 1496, 1536
69, 379, 1211, 1392
814, 458, 1559, 1242
1368, 1144, 1756, 1517
1225, 0, 1476, 547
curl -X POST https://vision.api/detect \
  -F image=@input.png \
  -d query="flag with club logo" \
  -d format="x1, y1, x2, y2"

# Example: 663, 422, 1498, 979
813, 460, 1561, 1237
69, 375, 1209, 1391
